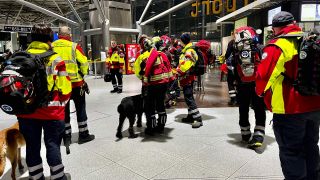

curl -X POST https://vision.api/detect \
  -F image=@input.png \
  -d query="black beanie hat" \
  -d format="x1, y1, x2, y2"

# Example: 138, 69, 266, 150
180, 33, 191, 44
272, 11, 295, 27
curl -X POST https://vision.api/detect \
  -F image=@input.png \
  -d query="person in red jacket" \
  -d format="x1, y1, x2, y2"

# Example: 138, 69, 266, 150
256, 11, 320, 180
142, 36, 174, 135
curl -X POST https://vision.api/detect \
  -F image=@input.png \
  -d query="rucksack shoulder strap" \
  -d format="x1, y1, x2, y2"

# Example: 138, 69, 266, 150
276, 33, 304, 40
38, 50, 56, 59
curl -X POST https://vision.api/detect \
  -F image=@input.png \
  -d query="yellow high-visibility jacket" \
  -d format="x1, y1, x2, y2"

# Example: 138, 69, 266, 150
177, 43, 198, 86
134, 50, 151, 80
17, 41, 72, 121
52, 38, 88, 87
106, 47, 125, 70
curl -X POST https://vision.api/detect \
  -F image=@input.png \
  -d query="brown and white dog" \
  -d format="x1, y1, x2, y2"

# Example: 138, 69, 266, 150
0, 122, 25, 180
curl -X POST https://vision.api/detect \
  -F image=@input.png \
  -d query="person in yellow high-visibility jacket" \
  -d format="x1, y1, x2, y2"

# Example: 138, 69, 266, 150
17, 24, 71, 180
106, 40, 125, 93
52, 26, 95, 146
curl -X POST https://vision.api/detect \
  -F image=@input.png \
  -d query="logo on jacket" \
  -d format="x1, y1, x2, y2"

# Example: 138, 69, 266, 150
262, 52, 268, 60
300, 51, 307, 60
1, 104, 13, 112
241, 51, 250, 58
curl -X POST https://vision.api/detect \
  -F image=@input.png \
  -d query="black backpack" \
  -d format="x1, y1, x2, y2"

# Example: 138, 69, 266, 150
281, 33, 320, 96
295, 35, 320, 96
0, 51, 55, 115
187, 46, 205, 76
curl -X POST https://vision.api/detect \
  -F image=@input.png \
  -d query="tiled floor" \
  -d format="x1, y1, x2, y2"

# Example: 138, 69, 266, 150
0, 70, 285, 180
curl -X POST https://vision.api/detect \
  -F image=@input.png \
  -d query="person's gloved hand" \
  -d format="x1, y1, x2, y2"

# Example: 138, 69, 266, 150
119, 68, 123, 74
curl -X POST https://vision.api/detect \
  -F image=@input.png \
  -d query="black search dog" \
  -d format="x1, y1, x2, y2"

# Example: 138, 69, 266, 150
116, 94, 143, 138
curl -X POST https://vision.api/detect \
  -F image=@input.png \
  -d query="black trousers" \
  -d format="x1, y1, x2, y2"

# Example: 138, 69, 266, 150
273, 111, 320, 180
145, 84, 167, 129
18, 119, 66, 180
237, 83, 266, 135
183, 82, 201, 120
64, 86, 89, 135
110, 68, 123, 90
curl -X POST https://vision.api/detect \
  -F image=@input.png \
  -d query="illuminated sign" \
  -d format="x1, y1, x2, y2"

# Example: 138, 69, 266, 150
3, 26, 32, 33
191, 0, 252, 17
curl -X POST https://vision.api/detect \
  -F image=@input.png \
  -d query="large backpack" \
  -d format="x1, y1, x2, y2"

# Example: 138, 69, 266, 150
290, 34, 320, 96
0, 51, 55, 115
186, 46, 205, 76
233, 27, 261, 83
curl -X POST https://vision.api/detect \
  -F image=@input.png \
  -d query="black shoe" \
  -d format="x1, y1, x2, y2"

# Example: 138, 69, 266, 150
181, 115, 193, 123
192, 120, 203, 128
248, 135, 264, 148
144, 128, 155, 136
117, 89, 122, 93
78, 133, 95, 144
241, 134, 251, 143
110, 88, 118, 93
155, 125, 165, 134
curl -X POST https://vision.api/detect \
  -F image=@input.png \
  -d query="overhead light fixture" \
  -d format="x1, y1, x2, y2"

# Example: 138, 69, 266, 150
172, 14, 176, 17
151, 11, 156, 14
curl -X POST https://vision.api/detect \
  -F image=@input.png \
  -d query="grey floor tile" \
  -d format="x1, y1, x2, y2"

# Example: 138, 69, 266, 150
185, 141, 258, 177
82, 163, 147, 180
152, 161, 227, 180
117, 150, 183, 179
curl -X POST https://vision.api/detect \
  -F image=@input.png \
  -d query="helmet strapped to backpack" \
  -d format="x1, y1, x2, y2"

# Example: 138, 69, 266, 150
234, 26, 260, 82
0, 51, 55, 115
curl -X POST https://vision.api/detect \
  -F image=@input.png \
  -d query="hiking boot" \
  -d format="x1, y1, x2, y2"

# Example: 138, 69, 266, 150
144, 128, 155, 136
62, 173, 71, 180
110, 88, 118, 93
181, 115, 193, 123
117, 89, 122, 93
241, 134, 251, 143
78, 133, 95, 144
192, 120, 203, 128
248, 135, 264, 148
155, 125, 165, 134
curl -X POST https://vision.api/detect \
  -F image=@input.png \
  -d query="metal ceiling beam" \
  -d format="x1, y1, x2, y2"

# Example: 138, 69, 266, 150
140, 0, 196, 26
52, 0, 64, 15
65, 0, 83, 24
14, 0, 79, 26
83, 27, 140, 36
12, 5, 23, 25
216, 0, 270, 24
138, 0, 152, 24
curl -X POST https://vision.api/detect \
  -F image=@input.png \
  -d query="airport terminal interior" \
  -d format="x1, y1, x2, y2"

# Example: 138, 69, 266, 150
0, 0, 320, 179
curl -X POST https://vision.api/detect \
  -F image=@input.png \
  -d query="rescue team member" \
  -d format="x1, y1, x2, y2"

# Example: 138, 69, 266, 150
18, 24, 71, 180
134, 35, 173, 135
177, 33, 203, 128
256, 11, 320, 180
232, 26, 266, 148
106, 40, 125, 93
224, 32, 237, 105
52, 26, 95, 145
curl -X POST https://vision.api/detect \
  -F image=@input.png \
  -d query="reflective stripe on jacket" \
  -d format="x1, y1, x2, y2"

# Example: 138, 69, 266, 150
143, 48, 174, 86
256, 25, 320, 114
17, 41, 72, 120
106, 47, 125, 69
177, 43, 197, 86
52, 38, 88, 87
